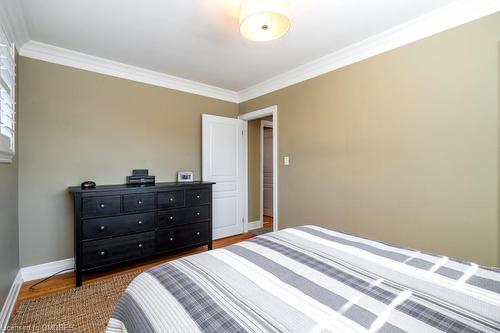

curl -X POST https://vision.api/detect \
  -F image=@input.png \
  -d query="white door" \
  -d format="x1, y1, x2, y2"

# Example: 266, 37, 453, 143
263, 127, 273, 217
202, 114, 244, 239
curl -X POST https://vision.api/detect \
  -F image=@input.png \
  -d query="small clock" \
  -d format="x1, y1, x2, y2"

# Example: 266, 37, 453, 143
81, 181, 96, 189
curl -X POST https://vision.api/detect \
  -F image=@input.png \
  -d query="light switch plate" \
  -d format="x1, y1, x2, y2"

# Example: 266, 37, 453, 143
284, 156, 289, 165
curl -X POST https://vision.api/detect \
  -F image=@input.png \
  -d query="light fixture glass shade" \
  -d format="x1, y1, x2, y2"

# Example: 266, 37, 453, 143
239, 0, 290, 42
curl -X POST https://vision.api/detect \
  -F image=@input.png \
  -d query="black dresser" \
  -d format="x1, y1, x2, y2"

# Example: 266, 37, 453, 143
68, 182, 214, 287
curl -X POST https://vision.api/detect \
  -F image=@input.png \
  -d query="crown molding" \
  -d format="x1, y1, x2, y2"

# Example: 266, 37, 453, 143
0, 0, 30, 48
238, 0, 500, 102
19, 41, 240, 103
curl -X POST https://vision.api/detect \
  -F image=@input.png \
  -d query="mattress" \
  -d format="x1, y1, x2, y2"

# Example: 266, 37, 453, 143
106, 226, 500, 333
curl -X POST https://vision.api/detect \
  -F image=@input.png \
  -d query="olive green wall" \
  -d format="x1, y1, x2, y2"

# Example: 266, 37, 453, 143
14, 13, 500, 268
18, 57, 238, 267
240, 13, 500, 266
0, 72, 19, 306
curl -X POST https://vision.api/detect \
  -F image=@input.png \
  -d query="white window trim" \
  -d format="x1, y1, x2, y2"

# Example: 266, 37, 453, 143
0, 26, 15, 163
0, 149, 14, 162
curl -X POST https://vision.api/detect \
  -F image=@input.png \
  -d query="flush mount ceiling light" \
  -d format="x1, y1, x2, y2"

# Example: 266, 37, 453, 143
239, 0, 290, 42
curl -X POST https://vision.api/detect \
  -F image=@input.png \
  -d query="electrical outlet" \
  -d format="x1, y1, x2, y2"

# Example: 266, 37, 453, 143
284, 156, 289, 166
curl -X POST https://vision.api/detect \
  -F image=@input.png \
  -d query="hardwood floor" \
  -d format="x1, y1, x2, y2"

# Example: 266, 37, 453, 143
17, 232, 254, 302
263, 215, 273, 229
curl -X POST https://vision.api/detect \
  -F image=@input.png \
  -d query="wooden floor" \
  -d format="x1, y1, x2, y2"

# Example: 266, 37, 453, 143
263, 215, 273, 229
17, 232, 254, 303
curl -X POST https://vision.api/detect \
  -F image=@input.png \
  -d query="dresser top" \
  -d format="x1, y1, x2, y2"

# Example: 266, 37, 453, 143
68, 181, 215, 194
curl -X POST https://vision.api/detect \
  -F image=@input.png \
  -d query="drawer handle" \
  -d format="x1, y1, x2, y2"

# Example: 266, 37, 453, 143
138, 220, 143, 225
137, 200, 143, 205
196, 195, 201, 199
196, 212, 201, 216
169, 237, 174, 241
196, 232, 200, 236
100, 225, 105, 230
169, 197, 174, 202
169, 216, 174, 220
138, 243, 143, 248
100, 251, 106, 256
99, 203, 105, 208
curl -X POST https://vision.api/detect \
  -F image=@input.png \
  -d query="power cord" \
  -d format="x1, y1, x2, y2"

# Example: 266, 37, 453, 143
28, 268, 75, 290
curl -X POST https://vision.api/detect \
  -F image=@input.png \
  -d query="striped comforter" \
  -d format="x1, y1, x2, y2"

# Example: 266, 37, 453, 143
106, 226, 500, 333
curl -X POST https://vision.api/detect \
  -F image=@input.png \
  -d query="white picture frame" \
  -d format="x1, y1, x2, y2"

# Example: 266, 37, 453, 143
177, 171, 194, 182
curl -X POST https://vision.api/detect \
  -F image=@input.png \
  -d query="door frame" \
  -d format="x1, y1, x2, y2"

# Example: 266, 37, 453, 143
238, 105, 278, 232
260, 120, 273, 224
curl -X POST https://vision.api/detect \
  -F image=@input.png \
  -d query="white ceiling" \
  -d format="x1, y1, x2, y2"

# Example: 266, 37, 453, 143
17, 0, 458, 92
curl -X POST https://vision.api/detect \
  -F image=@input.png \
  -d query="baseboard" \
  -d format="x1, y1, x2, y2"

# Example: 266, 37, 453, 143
248, 220, 263, 231
20, 258, 74, 282
0, 270, 22, 332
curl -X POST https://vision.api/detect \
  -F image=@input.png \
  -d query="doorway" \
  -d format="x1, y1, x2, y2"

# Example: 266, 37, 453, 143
239, 106, 278, 234
261, 120, 274, 234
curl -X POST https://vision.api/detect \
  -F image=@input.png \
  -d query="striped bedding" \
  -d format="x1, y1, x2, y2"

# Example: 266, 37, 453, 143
106, 226, 500, 333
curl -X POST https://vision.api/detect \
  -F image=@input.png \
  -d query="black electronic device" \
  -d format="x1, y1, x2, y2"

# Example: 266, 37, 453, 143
127, 169, 155, 185
126, 175, 156, 185
132, 169, 149, 177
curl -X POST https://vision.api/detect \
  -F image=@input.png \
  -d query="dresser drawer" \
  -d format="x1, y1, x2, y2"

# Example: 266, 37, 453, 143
82, 232, 155, 270
82, 196, 121, 218
157, 222, 209, 252
82, 212, 155, 240
123, 193, 155, 212
190, 205, 210, 222
158, 208, 188, 228
158, 190, 185, 209
186, 189, 211, 207
158, 205, 210, 228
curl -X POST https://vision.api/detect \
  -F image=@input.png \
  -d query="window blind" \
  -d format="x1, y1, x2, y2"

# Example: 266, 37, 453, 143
0, 28, 15, 154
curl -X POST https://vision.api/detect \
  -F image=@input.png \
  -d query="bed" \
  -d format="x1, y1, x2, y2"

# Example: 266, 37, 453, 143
106, 226, 500, 333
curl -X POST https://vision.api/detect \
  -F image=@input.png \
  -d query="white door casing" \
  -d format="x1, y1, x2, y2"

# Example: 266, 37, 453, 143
239, 105, 279, 232
202, 114, 244, 239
